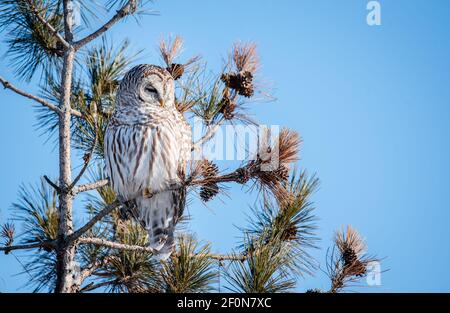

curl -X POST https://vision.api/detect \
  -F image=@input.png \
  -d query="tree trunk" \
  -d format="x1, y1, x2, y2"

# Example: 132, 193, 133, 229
55, 0, 75, 293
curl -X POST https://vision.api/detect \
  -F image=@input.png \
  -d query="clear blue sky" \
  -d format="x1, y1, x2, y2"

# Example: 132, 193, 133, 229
1, 0, 450, 292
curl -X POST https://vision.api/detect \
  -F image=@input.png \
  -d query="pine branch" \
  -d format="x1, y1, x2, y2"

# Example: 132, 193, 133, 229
78, 237, 246, 261
78, 237, 154, 253
25, 0, 70, 48
79, 256, 112, 285
74, 179, 109, 194
73, 1, 138, 50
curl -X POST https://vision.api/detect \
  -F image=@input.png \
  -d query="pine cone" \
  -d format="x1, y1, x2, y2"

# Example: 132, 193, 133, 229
238, 71, 254, 97
342, 247, 367, 276
273, 165, 289, 182
221, 71, 254, 98
166, 63, 185, 80
282, 224, 297, 241
352, 260, 367, 277
218, 94, 236, 120
200, 160, 219, 178
235, 167, 250, 184
342, 247, 358, 267
200, 183, 219, 202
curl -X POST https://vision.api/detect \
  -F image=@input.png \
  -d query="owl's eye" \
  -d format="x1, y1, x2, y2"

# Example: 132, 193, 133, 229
145, 85, 157, 94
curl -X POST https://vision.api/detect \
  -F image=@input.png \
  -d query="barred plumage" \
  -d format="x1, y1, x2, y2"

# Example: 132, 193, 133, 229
105, 64, 191, 260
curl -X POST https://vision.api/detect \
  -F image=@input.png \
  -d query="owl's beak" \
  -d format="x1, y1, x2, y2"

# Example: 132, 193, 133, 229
158, 98, 165, 107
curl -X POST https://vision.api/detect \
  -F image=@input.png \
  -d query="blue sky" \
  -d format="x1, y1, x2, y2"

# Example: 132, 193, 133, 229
1, 0, 450, 292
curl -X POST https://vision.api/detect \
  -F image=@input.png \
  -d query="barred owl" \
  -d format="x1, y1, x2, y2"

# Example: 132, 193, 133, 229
105, 64, 191, 260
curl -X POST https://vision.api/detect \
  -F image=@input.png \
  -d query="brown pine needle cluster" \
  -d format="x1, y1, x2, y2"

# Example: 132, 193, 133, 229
247, 128, 301, 204
329, 226, 380, 292
231, 42, 260, 74
220, 42, 259, 100
188, 129, 300, 205
159, 35, 200, 80
335, 225, 367, 276
218, 87, 236, 120
281, 224, 298, 242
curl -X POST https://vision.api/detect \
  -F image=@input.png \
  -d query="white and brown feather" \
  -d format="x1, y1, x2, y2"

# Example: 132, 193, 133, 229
105, 65, 191, 259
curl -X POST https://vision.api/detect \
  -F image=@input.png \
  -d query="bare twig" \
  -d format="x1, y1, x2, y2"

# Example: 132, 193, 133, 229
74, 179, 109, 194
73, 1, 138, 50
1, 76, 62, 114
79, 237, 154, 253
0, 76, 83, 118
78, 237, 246, 261
79, 256, 112, 284
44, 175, 61, 193
0, 241, 56, 253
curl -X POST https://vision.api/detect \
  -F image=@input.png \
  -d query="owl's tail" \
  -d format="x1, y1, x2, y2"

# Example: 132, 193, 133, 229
133, 189, 185, 261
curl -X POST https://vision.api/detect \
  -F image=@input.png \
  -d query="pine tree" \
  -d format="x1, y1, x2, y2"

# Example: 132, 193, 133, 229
0, 1, 380, 293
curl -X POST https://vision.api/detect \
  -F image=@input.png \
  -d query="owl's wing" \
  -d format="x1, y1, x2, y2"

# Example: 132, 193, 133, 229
105, 120, 182, 201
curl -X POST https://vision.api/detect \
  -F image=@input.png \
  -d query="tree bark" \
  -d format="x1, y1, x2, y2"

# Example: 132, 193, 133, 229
55, 0, 76, 293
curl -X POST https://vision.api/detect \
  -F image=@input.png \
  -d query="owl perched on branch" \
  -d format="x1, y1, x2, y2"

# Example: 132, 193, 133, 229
105, 64, 191, 260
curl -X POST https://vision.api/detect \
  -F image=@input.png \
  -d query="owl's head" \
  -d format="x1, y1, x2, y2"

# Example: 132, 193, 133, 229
117, 64, 175, 108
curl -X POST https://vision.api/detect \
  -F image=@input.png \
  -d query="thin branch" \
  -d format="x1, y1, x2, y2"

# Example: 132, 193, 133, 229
1, 76, 62, 114
26, 0, 70, 48
44, 175, 61, 193
0, 76, 84, 118
79, 256, 112, 284
0, 241, 56, 253
67, 200, 121, 244
73, 0, 138, 50
192, 116, 225, 152
79, 237, 154, 253
74, 179, 109, 194
196, 253, 247, 261
78, 237, 246, 261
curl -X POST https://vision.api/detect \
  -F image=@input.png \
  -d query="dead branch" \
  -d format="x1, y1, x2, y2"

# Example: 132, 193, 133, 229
79, 237, 154, 253
0, 241, 56, 254
74, 179, 109, 194
0, 76, 83, 118
78, 237, 246, 261
44, 175, 61, 193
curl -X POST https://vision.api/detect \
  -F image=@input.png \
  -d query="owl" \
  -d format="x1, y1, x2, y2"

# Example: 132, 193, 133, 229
104, 64, 191, 260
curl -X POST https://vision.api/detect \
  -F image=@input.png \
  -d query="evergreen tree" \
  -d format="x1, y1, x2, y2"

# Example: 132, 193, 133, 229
0, 0, 380, 293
